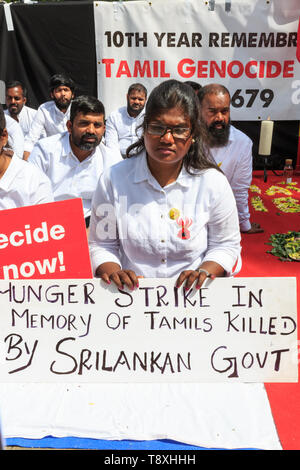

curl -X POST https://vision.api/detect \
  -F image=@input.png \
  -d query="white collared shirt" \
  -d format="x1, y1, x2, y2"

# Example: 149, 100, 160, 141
105, 106, 145, 157
5, 105, 37, 138
209, 125, 253, 232
0, 154, 54, 210
5, 114, 24, 159
28, 132, 122, 218
88, 151, 241, 278
24, 101, 71, 153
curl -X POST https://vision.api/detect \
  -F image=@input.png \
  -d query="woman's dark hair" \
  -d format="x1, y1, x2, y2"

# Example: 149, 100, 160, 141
69, 95, 105, 123
126, 79, 220, 174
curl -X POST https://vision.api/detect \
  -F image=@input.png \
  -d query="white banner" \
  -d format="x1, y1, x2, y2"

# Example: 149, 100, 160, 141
94, 0, 300, 120
0, 277, 297, 383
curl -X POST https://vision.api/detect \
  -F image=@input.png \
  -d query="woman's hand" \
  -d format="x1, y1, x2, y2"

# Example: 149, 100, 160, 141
175, 262, 225, 290
104, 269, 140, 291
175, 270, 216, 290
96, 263, 139, 290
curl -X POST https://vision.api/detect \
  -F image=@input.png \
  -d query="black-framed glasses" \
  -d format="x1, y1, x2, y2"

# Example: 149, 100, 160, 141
147, 124, 192, 139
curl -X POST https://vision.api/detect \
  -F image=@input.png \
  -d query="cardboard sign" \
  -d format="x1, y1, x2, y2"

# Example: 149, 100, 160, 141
0, 277, 297, 383
0, 199, 92, 280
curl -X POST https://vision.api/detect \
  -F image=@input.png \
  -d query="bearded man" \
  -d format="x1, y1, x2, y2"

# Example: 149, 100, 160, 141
104, 83, 147, 158
23, 74, 75, 159
28, 95, 122, 227
199, 83, 263, 234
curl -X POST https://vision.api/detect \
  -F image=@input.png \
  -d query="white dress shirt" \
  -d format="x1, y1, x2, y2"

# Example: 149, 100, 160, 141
105, 106, 145, 157
89, 151, 241, 277
209, 125, 253, 232
24, 101, 71, 153
28, 132, 122, 218
0, 154, 54, 210
5, 105, 37, 138
5, 114, 24, 159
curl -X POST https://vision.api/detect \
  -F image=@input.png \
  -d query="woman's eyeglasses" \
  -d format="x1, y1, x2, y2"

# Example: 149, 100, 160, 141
147, 124, 192, 140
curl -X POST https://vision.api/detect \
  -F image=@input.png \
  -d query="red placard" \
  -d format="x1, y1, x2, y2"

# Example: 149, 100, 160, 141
0, 198, 93, 279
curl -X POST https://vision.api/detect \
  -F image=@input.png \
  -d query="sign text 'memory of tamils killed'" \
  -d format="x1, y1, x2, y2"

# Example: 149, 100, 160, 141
0, 277, 297, 383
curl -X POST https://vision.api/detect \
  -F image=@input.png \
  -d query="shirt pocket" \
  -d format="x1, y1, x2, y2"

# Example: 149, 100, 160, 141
121, 211, 162, 257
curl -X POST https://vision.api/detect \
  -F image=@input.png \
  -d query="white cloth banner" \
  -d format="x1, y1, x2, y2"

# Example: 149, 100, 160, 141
0, 277, 297, 383
0, 277, 292, 449
94, 0, 300, 120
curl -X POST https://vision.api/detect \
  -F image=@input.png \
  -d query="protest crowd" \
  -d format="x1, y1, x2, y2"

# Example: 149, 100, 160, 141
1, 73, 263, 285
0, 72, 295, 452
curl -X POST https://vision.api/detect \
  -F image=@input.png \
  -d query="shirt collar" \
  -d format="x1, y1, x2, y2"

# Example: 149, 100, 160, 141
61, 132, 97, 161
126, 107, 145, 120
227, 125, 234, 143
133, 151, 192, 189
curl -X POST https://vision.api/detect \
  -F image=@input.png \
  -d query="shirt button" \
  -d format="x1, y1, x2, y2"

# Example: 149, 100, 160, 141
161, 258, 166, 263
161, 239, 165, 243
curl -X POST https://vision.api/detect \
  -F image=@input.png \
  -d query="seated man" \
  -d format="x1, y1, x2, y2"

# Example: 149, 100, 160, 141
0, 105, 54, 209
5, 113, 24, 159
198, 83, 263, 234
23, 73, 75, 159
28, 95, 122, 227
104, 83, 147, 157
5, 80, 37, 138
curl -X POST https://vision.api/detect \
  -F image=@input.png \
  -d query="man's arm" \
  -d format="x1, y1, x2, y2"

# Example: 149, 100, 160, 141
23, 106, 46, 157
230, 139, 263, 234
104, 114, 121, 151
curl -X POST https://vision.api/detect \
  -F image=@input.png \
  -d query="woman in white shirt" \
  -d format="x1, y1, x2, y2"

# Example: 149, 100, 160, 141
0, 106, 54, 209
89, 80, 241, 289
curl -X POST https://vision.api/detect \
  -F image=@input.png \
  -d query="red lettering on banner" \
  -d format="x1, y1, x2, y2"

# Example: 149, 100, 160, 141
105, 60, 170, 78
283, 60, 294, 77
266, 61, 281, 78
177, 59, 295, 79
101, 58, 115, 77
245, 61, 258, 79
177, 58, 195, 78
210, 61, 226, 78
133, 60, 152, 77
0, 199, 92, 280
227, 61, 244, 78
116, 60, 132, 77
102, 58, 295, 80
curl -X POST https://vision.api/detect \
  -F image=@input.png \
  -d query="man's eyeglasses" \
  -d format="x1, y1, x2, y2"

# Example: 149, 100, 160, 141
147, 124, 192, 140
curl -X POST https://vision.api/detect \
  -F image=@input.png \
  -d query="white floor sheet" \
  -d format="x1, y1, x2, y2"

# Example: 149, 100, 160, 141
0, 382, 281, 449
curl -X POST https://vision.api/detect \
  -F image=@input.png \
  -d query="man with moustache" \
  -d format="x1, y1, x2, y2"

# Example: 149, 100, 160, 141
23, 73, 75, 159
28, 95, 122, 227
105, 83, 147, 157
199, 83, 263, 234
5, 80, 37, 138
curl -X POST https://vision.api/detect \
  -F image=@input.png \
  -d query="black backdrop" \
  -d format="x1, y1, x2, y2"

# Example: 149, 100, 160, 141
0, 1, 97, 108
0, 1, 299, 170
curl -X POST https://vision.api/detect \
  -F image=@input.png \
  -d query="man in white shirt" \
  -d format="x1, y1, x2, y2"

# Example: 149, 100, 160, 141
23, 73, 75, 159
0, 105, 54, 209
29, 95, 122, 227
5, 80, 37, 138
5, 113, 24, 159
105, 83, 147, 157
199, 83, 263, 234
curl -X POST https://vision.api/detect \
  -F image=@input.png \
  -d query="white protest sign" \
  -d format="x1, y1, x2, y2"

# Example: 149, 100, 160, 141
0, 277, 297, 383
94, 0, 300, 119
